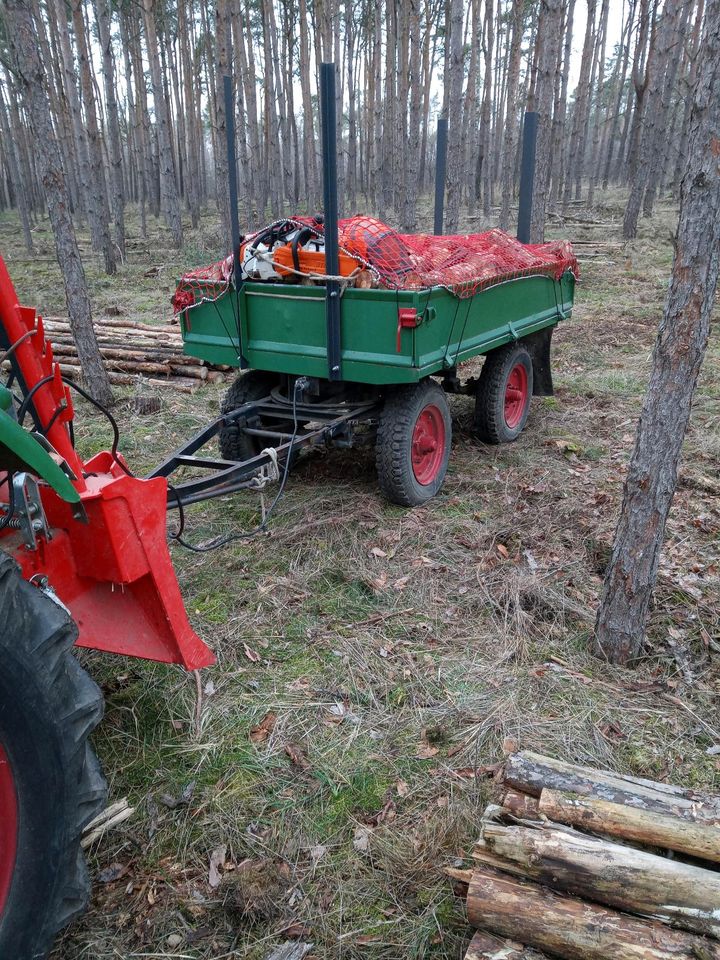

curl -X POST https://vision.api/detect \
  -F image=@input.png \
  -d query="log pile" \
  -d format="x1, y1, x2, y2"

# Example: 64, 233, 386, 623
455, 750, 720, 960
18, 315, 230, 393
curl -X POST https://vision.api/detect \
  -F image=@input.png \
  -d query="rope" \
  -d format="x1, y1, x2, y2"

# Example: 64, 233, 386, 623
248, 446, 280, 489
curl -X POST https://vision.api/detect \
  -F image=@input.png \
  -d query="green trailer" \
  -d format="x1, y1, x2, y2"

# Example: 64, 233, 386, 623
169, 268, 576, 507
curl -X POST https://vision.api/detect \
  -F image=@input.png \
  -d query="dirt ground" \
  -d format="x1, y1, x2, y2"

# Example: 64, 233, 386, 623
2, 194, 719, 960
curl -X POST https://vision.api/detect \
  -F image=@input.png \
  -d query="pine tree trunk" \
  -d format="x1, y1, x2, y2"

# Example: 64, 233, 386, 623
480, 0, 495, 217
551, 0, 575, 202
499, 0, 525, 230
595, 0, 720, 663
297, 0, 317, 212
563, 0, 597, 206
178, 0, 201, 227
142, 0, 183, 246
0, 86, 33, 252
3, 0, 113, 405
94, 0, 125, 258
586, 0, 609, 207
623, 0, 683, 238
529, 0, 563, 242
444, 0, 465, 233
214, 0, 231, 243
642, 0, 691, 217
602, 1, 634, 188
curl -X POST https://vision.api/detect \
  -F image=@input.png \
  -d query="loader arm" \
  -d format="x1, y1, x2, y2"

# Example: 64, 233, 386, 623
0, 253, 214, 670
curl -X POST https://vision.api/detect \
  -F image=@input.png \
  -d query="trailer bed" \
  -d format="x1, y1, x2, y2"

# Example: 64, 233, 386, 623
179, 270, 576, 385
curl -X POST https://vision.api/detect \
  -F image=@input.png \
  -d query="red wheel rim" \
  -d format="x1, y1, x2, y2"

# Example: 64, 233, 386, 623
504, 362, 529, 429
411, 404, 446, 485
0, 742, 18, 917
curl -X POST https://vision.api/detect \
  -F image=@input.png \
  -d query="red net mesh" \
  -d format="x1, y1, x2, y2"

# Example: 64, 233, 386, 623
173, 216, 578, 312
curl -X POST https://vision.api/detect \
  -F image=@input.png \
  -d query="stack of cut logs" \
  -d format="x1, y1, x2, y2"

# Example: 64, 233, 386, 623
42, 316, 230, 393
454, 750, 720, 960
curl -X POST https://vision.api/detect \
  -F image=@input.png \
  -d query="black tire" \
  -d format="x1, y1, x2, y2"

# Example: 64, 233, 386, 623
219, 370, 280, 461
474, 343, 534, 444
0, 553, 106, 960
376, 380, 452, 506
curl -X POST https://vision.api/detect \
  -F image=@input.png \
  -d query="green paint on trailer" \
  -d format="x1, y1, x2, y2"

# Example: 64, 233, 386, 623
180, 272, 575, 385
0, 408, 80, 503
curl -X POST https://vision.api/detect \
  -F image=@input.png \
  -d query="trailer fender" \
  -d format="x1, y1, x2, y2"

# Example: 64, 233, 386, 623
521, 327, 555, 397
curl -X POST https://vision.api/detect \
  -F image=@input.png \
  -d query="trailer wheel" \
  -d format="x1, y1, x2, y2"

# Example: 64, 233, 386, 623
376, 380, 452, 506
219, 370, 280, 461
474, 344, 534, 444
0, 553, 106, 959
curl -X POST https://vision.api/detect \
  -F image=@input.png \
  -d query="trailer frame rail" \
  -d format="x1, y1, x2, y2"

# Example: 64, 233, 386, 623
149, 393, 381, 509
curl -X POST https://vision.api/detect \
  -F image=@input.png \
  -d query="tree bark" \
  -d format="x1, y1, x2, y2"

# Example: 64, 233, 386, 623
597, 0, 720, 659
2, 0, 113, 405
94, 0, 125, 259
623, 0, 683, 238
142, 0, 183, 246
475, 823, 720, 938
499, 0, 525, 231
444, 0, 465, 232
538, 788, 720, 862
0, 85, 33, 251
465, 929, 548, 960
71, 0, 116, 274
467, 867, 720, 960
502, 750, 720, 822
563, 0, 597, 207
529, 0, 564, 242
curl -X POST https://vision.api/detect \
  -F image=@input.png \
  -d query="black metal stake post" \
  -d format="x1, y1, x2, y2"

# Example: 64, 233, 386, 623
433, 117, 448, 236
223, 73, 247, 366
516, 111, 538, 245
320, 62, 342, 382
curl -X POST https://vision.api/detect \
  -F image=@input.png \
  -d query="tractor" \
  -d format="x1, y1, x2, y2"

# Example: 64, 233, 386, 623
0, 255, 215, 958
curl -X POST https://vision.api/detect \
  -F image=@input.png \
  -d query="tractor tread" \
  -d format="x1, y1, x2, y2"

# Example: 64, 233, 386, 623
0, 552, 106, 958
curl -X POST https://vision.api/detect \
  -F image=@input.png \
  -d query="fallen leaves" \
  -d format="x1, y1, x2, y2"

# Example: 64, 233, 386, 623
352, 825, 372, 853
243, 642, 261, 662
416, 728, 441, 759
284, 742, 310, 770
249, 712, 276, 744
208, 845, 227, 889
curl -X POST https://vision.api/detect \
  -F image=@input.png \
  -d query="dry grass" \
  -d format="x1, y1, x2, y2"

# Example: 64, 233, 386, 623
2, 193, 720, 960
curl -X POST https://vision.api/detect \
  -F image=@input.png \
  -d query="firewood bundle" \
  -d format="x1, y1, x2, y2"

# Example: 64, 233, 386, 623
455, 751, 720, 960
41, 315, 231, 393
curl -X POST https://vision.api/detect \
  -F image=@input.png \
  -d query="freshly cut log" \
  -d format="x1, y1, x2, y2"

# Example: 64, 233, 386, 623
475, 823, 720, 938
503, 751, 720, 824
467, 867, 720, 960
502, 790, 540, 819
465, 929, 548, 959
538, 788, 720, 863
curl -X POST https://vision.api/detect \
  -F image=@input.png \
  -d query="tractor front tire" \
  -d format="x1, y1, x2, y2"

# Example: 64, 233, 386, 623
474, 343, 534, 444
0, 553, 106, 960
219, 370, 279, 461
376, 380, 452, 506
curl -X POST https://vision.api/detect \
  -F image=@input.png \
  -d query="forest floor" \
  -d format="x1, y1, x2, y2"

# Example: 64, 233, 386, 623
2, 194, 720, 960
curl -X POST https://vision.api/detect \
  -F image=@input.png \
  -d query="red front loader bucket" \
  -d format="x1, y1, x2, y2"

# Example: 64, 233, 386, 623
0, 254, 214, 671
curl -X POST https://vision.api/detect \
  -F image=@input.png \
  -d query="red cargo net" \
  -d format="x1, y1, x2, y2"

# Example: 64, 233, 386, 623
340, 217, 578, 298
173, 216, 578, 312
